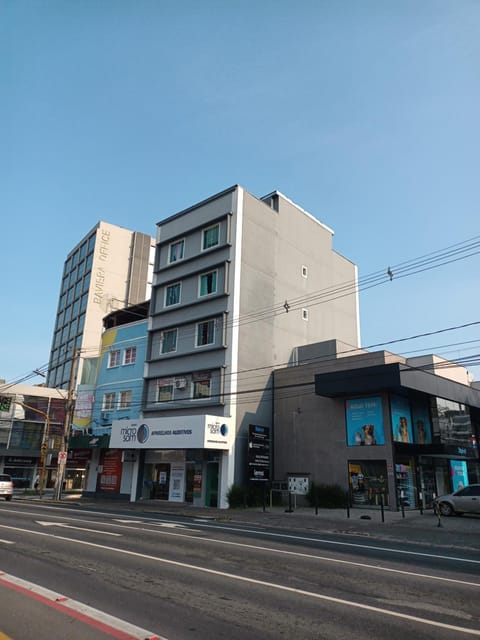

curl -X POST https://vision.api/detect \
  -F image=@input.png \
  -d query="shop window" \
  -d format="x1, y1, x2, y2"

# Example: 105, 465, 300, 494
349, 460, 388, 508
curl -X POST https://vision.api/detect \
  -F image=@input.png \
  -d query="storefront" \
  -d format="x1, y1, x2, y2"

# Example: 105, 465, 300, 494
108, 414, 234, 508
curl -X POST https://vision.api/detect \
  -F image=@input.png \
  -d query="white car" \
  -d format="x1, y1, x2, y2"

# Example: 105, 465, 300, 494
434, 484, 480, 516
0, 474, 13, 501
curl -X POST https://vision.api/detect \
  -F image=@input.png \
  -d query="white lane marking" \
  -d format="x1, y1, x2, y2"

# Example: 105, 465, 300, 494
187, 522, 480, 565
112, 524, 480, 588
0, 524, 479, 636
35, 521, 121, 536
5, 505, 480, 564
0, 571, 163, 640
0, 539, 15, 545
113, 519, 145, 523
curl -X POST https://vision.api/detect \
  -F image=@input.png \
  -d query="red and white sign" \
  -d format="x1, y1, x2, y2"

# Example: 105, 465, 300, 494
58, 451, 68, 464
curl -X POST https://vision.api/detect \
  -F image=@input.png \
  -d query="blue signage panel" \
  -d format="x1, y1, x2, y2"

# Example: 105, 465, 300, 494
345, 397, 385, 446
390, 395, 413, 443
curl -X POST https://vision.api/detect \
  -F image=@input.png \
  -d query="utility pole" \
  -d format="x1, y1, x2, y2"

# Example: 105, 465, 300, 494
53, 348, 80, 501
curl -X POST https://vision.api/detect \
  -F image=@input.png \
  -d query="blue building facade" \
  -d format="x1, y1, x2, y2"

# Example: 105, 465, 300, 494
70, 302, 149, 498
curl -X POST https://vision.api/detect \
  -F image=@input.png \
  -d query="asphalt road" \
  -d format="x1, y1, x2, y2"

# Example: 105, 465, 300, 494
0, 499, 479, 639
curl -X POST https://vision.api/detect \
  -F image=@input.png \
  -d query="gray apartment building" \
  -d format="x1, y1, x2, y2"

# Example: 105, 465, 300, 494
110, 185, 360, 508
46, 221, 155, 390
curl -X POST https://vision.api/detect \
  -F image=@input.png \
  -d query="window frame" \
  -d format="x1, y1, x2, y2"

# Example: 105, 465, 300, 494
123, 346, 137, 365
118, 390, 132, 410
196, 319, 215, 347
199, 270, 218, 297
165, 282, 181, 307
202, 224, 220, 251
156, 380, 174, 403
168, 239, 185, 264
102, 392, 115, 410
161, 328, 178, 354
108, 350, 121, 368
193, 377, 211, 399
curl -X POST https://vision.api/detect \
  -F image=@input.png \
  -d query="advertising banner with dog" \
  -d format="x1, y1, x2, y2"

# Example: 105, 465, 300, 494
390, 395, 414, 443
345, 397, 385, 446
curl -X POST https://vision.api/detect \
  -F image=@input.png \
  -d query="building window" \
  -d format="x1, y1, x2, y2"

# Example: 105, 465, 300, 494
124, 346, 137, 365
102, 392, 115, 410
302, 309, 309, 321
161, 329, 177, 354
196, 319, 215, 347
108, 350, 121, 368
193, 376, 211, 399
118, 390, 132, 410
168, 239, 185, 263
199, 270, 217, 297
156, 380, 173, 402
302, 265, 308, 278
202, 224, 219, 251
165, 283, 181, 307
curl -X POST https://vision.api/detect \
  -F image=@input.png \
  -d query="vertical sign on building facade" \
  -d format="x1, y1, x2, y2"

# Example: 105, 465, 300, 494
248, 424, 270, 481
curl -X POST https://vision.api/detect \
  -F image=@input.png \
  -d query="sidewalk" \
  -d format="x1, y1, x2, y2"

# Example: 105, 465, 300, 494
16, 492, 480, 551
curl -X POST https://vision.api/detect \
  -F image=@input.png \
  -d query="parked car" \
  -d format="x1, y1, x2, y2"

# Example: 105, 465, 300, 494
0, 474, 13, 501
434, 484, 480, 516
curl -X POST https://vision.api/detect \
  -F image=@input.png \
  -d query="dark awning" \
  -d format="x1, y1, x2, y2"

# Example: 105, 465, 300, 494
315, 362, 480, 408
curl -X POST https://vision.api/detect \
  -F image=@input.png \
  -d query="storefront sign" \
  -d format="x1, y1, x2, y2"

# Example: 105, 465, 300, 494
248, 424, 270, 481
109, 415, 233, 450
5, 456, 35, 465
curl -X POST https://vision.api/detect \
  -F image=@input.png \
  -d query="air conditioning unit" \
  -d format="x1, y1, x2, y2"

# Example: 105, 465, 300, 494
175, 378, 187, 390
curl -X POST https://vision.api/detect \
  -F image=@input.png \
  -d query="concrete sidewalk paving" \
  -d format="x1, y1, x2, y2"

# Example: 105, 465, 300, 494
15, 492, 480, 551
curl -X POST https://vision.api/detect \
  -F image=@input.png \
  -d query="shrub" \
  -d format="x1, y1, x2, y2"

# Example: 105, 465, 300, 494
226, 483, 269, 509
226, 484, 248, 509
306, 482, 348, 509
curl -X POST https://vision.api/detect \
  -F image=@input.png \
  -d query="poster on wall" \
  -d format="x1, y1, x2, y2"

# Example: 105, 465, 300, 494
98, 449, 122, 493
450, 460, 468, 491
169, 465, 185, 502
411, 400, 432, 444
345, 397, 385, 446
390, 395, 413, 443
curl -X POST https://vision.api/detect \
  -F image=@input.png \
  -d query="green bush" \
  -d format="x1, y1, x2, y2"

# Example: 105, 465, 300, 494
226, 483, 268, 509
306, 482, 348, 509
226, 484, 247, 508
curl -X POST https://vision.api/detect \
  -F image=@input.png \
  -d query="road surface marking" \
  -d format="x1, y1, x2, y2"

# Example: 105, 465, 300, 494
36, 521, 121, 536
0, 539, 14, 545
1, 525, 479, 636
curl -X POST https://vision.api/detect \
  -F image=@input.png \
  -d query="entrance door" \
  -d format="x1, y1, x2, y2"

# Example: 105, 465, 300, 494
205, 462, 218, 507
153, 463, 170, 500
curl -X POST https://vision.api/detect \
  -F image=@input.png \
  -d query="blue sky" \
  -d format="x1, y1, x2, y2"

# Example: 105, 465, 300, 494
2, 0, 480, 383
